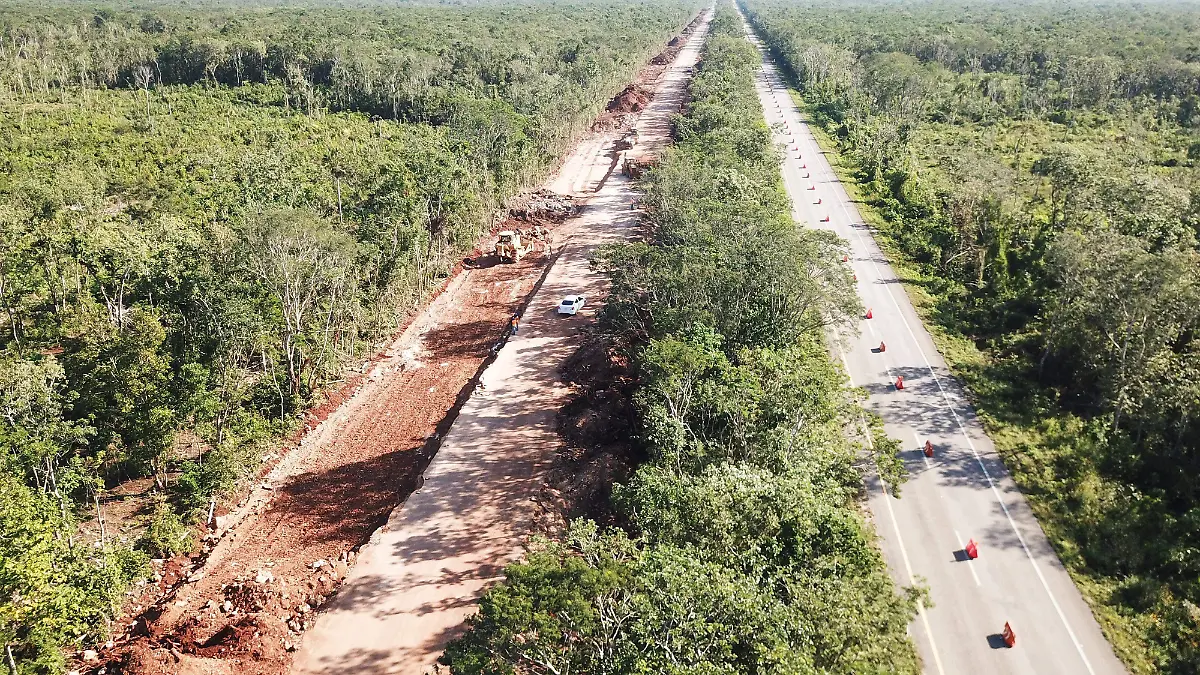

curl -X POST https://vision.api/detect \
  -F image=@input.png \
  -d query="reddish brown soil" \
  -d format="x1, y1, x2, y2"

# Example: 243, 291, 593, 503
83, 15, 704, 675
651, 34, 688, 65
606, 83, 653, 114
590, 13, 701, 132
93, 243, 553, 675
593, 83, 654, 131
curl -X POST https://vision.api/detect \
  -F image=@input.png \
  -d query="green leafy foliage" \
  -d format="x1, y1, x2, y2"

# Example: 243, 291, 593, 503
136, 494, 195, 559
0, 467, 148, 674
864, 411, 905, 496
442, 8, 918, 673
0, 0, 704, 669
743, 0, 1200, 670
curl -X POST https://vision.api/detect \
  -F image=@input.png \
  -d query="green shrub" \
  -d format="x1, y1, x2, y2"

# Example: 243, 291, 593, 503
0, 470, 148, 674
137, 495, 195, 558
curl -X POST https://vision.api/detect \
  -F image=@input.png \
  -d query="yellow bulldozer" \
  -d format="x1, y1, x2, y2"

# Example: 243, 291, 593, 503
495, 230, 532, 263
622, 154, 654, 179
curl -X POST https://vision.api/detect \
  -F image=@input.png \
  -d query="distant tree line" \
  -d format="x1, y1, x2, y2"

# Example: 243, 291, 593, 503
0, 2, 696, 154
743, 0, 1200, 671
442, 8, 920, 673
0, 1, 703, 671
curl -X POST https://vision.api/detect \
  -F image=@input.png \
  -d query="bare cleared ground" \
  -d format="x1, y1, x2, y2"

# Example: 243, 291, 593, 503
88, 15, 706, 675
106, 236, 557, 675
290, 18, 710, 673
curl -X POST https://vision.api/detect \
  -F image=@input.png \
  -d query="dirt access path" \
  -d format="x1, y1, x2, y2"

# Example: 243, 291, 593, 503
100, 13, 708, 675
290, 14, 711, 675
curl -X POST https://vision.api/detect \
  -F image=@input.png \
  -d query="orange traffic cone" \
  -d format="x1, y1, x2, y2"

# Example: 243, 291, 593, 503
815, 198, 822, 204
879, 341, 887, 353
807, 184, 816, 190
803, 172, 811, 178
842, 254, 849, 262
1002, 622, 1016, 647
895, 376, 905, 390
923, 440, 934, 457
820, 215, 830, 222
966, 539, 979, 559
865, 308, 873, 319
800, 163, 806, 168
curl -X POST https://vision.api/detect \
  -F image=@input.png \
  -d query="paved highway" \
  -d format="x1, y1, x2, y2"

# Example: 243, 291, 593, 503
737, 10, 1127, 675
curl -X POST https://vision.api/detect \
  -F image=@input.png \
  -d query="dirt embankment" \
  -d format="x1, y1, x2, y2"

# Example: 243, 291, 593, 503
90, 202, 574, 675
592, 83, 654, 132
589, 12, 701, 133
83, 20, 697, 675
548, 337, 639, 527
609, 84, 653, 114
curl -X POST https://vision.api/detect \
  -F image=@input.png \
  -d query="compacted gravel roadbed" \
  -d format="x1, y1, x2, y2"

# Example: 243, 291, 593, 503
293, 14, 711, 675
103, 12, 710, 675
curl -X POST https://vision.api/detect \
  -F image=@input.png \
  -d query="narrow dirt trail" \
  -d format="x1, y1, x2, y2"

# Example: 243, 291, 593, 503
291, 14, 712, 675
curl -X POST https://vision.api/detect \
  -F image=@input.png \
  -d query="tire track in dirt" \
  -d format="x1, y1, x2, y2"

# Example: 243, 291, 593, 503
96, 13, 709, 675
292, 12, 712, 675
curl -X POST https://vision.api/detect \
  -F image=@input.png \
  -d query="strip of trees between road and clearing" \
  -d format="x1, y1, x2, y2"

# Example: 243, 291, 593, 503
441, 7, 922, 673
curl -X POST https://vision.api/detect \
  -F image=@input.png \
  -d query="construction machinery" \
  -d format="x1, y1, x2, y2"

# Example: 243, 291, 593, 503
495, 230, 531, 263
614, 129, 639, 152
622, 154, 653, 179
495, 226, 551, 263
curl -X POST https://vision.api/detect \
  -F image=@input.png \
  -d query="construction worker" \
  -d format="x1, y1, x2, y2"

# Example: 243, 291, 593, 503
510, 313, 520, 336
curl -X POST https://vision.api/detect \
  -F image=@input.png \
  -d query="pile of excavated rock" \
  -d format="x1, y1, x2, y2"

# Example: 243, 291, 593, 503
509, 189, 578, 222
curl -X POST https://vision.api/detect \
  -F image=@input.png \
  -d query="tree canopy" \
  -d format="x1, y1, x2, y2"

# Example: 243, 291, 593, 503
743, 0, 1200, 671
442, 8, 919, 673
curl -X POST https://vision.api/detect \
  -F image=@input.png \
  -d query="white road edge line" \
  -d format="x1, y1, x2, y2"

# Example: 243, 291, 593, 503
829, 247, 949, 675
751, 24, 953, 674
790, 76, 1099, 675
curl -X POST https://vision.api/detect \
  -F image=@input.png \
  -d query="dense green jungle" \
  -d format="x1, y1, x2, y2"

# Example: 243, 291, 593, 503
743, 0, 1200, 671
0, 1, 701, 670
6, 0, 1200, 672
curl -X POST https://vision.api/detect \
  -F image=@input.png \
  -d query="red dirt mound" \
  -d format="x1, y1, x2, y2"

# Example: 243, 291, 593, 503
606, 84, 653, 113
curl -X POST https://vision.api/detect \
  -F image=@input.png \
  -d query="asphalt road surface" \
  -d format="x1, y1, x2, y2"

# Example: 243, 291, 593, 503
737, 10, 1127, 675
290, 14, 711, 675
